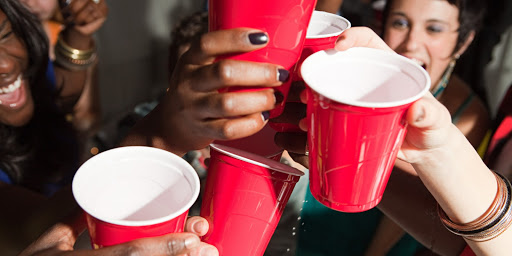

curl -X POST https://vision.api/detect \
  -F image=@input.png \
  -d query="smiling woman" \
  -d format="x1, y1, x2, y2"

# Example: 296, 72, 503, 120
381, 0, 489, 145
0, 0, 82, 253
0, 8, 38, 127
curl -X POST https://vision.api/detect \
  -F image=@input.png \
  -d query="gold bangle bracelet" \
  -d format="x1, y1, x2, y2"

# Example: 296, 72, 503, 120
56, 35, 95, 57
55, 50, 97, 70
54, 34, 97, 70
55, 42, 95, 60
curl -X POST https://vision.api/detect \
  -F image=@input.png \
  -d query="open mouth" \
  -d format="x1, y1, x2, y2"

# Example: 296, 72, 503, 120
410, 58, 426, 70
0, 75, 22, 94
0, 75, 27, 108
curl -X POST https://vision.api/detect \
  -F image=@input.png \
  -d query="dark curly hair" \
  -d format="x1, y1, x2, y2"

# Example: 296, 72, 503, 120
168, 11, 209, 76
0, 0, 78, 193
382, 0, 486, 55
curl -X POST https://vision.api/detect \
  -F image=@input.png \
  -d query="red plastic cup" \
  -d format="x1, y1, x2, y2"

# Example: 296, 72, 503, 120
295, 11, 351, 81
269, 11, 350, 132
72, 146, 200, 248
301, 48, 430, 212
208, 0, 317, 118
214, 123, 284, 161
200, 143, 304, 256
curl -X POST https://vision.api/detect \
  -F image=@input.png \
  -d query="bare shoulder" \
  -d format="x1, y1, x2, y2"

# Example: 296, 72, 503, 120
442, 75, 491, 148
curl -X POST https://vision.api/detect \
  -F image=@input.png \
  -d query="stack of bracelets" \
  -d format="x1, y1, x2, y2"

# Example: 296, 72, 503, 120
438, 171, 512, 242
55, 35, 97, 70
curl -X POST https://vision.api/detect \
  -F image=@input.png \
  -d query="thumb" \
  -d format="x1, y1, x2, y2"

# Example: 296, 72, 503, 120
406, 93, 450, 130
397, 93, 453, 161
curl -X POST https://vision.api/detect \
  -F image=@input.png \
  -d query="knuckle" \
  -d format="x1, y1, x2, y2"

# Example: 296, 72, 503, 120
221, 123, 237, 139
262, 63, 277, 81
219, 96, 236, 114
122, 244, 142, 256
215, 61, 234, 84
166, 239, 184, 255
198, 34, 214, 54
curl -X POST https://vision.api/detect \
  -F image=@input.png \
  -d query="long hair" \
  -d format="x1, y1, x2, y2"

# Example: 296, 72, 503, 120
0, 0, 78, 192
381, 0, 486, 55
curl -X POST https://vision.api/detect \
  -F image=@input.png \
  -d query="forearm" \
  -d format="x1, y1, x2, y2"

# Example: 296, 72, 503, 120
53, 28, 95, 112
120, 104, 189, 157
413, 125, 494, 223
412, 125, 510, 255
378, 160, 467, 255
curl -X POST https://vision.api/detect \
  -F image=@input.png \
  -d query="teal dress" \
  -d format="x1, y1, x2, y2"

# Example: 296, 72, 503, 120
296, 185, 424, 256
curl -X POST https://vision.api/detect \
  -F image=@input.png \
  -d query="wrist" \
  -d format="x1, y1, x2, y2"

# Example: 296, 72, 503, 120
121, 104, 189, 157
60, 28, 93, 50
412, 124, 469, 172
54, 31, 97, 70
412, 125, 496, 224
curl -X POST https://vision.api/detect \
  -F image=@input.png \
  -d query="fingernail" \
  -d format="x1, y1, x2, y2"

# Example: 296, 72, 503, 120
184, 236, 200, 249
415, 106, 425, 123
248, 32, 268, 45
274, 91, 284, 105
193, 220, 205, 234
262, 111, 270, 121
278, 69, 289, 82
200, 245, 218, 256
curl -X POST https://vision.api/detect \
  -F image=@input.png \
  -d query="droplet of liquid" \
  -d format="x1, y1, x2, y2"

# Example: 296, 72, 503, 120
292, 232, 296, 236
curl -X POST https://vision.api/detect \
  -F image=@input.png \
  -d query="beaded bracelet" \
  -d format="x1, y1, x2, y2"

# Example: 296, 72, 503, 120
438, 172, 512, 242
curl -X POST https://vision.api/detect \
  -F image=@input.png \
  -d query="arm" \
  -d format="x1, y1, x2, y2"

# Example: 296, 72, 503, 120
276, 27, 511, 256
378, 160, 468, 255
53, 0, 107, 113
337, 28, 511, 256
399, 94, 509, 256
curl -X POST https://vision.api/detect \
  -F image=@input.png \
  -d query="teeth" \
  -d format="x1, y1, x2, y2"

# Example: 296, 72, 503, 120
410, 58, 424, 67
0, 76, 22, 94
